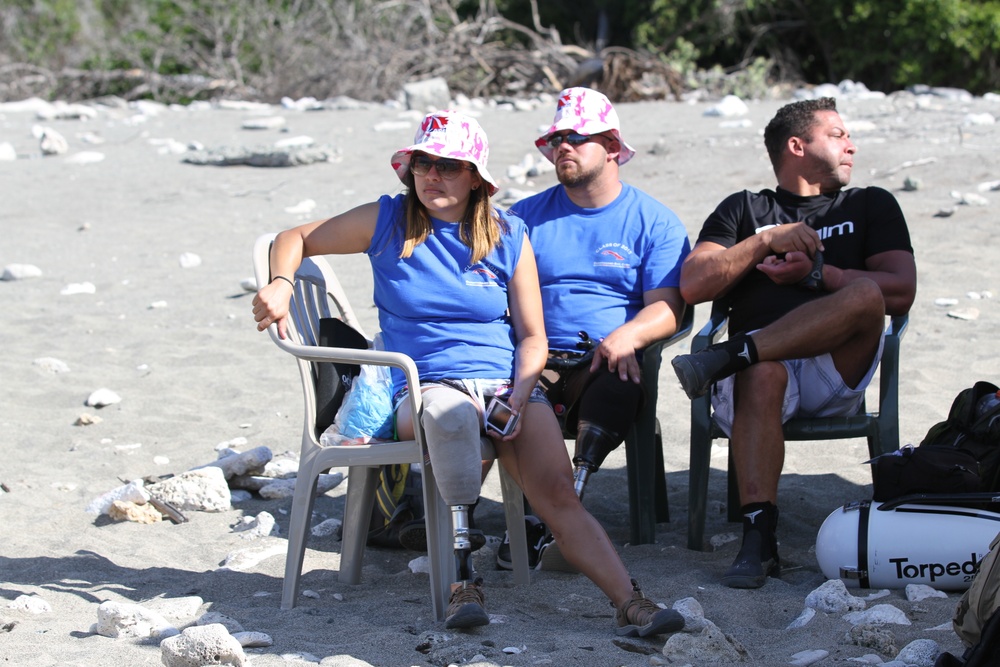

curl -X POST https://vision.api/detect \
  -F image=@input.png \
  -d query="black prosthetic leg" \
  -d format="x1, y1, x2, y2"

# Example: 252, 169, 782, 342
572, 421, 624, 500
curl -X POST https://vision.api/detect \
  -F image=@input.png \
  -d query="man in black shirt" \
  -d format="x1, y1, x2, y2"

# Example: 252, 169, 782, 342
671, 97, 917, 588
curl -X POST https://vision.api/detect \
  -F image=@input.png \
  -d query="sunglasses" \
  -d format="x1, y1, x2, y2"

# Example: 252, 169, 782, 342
545, 132, 609, 148
409, 155, 475, 179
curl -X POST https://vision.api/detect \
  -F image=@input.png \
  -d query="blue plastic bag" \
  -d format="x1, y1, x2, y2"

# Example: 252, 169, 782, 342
324, 362, 394, 444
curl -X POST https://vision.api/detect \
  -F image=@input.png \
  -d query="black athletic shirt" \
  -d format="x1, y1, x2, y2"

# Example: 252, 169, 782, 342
697, 186, 913, 334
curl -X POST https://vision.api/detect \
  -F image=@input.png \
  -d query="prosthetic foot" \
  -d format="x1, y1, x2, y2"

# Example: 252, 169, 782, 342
571, 421, 623, 500
721, 501, 781, 589
670, 333, 758, 399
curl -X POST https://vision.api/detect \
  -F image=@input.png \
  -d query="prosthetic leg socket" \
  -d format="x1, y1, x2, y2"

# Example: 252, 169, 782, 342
571, 420, 623, 500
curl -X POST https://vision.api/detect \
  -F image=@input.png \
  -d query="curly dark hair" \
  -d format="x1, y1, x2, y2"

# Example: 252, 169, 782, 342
763, 97, 838, 172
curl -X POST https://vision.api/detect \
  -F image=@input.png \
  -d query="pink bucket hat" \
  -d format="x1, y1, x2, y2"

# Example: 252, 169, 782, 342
391, 110, 499, 195
536, 87, 636, 165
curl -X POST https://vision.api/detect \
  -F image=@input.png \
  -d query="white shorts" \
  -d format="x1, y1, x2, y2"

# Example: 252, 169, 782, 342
710, 333, 885, 438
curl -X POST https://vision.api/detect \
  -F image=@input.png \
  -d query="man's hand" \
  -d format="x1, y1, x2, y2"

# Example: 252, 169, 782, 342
589, 329, 641, 384
759, 221, 823, 256
756, 251, 814, 285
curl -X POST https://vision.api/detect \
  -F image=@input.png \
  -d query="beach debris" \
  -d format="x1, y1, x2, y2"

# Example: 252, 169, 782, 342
94, 600, 178, 639
149, 300, 168, 309
787, 607, 816, 629
160, 623, 247, 667
195, 445, 272, 480
196, 611, 244, 633
182, 143, 338, 167
75, 413, 102, 425
934, 298, 959, 306
8, 595, 51, 614
2, 263, 42, 280
844, 603, 912, 626
789, 649, 829, 666
661, 618, 750, 663
148, 497, 188, 524
61, 281, 96, 295
178, 252, 201, 268
311, 517, 342, 538
148, 467, 231, 512
967, 290, 992, 299
231, 511, 278, 539
217, 543, 285, 572
902, 176, 921, 191
86, 387, 121, 408
241, 115, 285, 130
33, 125, 68, 155
947, 307, 979, 320
232, 631, 273, 648
952, 191, 989, 207
933, 208, 955, 218
847, 623, 899, 655
239, 277, 257, 292
905, 584, 947, 602
0, 143, 15, 161
805, 579, 867, 614
108, 499, 162, 524
33, 357, 69, 373
86, 479, 150, 515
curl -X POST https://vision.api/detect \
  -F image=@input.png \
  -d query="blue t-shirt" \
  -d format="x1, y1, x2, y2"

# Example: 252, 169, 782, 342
367, 193, 524, 392
509, 183, 690, 351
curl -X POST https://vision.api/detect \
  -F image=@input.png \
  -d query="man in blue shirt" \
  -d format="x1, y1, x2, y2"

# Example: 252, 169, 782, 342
497, 87, 690, 571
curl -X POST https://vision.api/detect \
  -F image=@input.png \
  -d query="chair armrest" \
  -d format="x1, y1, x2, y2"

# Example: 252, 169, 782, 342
691, 301, 729, 353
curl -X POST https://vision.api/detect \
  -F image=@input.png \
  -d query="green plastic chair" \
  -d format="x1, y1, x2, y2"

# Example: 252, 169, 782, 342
547, 305, 694, 545
685, 301, 908, 551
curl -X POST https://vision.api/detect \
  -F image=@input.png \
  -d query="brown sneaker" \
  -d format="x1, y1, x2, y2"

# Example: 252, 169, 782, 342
614, 579, 684, 638
445, 577, 489, 629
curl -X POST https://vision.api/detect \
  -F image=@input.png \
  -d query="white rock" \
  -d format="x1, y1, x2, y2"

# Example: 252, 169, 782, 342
151, 467, 231, 512
241, 116, 286, 130
178, 252, 201, 268
61, 281, 96, 295
789, 649, 829, 666
673, 597, 710, 632
262, 457, 298, 479
2, 263, 42, 280
284, 199, 317, 214
302, 590, 320, 599
806, 579, 867, 614
232, 511, 278, 539
86, 479, 150, 515
144, 596, 204, 622
36, 126, 68, 155
960, 192, 989, 206
197, 445, 272, 479
274, 135, 315, 148
787, 607, 816, 629
196, 611, 243, 633
86, 387, 122, 407
37, 101, 98, 120
934, 298, 959, 306
947, 307, 980, 320
409, 555, 431, 574
964, 112, 995, 126
0, 142, 15, 161
896, 639, 940, 666
33, 357, 70, 373
232, 630, 273, 648
65, 151, 105, 164
160, 623, 246, 667
8, 594, 51, 614
843, 603, 911, 626
905, 583, 947, 602
95, 600, 177, 639
258, 472, 343, 499
230, 489, 252, 503
661, 618, 748, 663
311, 518, 341, 537
239, 277, 257, 292
703, 94, 749, 117
217, 543, 285, 571
149, 300, 168, 309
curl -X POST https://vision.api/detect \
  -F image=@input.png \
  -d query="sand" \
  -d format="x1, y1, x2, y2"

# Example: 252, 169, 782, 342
1, 90, 998, 666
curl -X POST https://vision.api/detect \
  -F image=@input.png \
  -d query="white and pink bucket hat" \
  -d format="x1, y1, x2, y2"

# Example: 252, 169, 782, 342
391, 110, 499, 195
535, 87, 636, 165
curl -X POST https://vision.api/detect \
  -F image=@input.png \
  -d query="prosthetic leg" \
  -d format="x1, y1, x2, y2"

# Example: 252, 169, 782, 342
420, 388, 489, 628
571, 421, 623, 500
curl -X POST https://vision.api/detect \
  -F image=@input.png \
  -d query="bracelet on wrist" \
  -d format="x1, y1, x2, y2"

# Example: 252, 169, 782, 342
270, 275, 294, 288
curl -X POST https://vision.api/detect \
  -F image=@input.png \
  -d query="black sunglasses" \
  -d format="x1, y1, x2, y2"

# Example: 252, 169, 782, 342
545, 132, 609, 148
410, 155, 475, 179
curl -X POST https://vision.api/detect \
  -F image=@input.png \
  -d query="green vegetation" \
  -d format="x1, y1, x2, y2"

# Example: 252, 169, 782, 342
1, 0, 997, 103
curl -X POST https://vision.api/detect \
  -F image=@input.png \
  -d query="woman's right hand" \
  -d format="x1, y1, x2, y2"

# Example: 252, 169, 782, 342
252, 278, 293, 338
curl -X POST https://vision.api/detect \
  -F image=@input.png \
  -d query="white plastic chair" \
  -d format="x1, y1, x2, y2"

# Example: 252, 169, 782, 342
252, 233, 530, 621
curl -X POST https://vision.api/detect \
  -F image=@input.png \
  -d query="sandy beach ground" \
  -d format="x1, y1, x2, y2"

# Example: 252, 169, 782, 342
1, 89, 998, 666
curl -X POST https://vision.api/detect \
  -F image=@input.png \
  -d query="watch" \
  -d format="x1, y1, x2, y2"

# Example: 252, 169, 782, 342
799, 251, 824, 291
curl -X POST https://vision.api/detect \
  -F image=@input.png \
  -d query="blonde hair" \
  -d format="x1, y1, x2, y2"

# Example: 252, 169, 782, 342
399, 170, 507, 264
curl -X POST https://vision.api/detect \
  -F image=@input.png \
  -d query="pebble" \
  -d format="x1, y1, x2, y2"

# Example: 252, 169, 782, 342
61, 281, 96, 295
86, 387, 122, 407
65, 151, 105, 164
178, 252, 202, 268
844, 603, 911, 626
8, 595, 51, 614
0, 142, 15, 161
241, 116, 286, 130
947, 307, 979, 320
33, 357, 69, 373
789, 649, 829, 666
1, 263, 42, 280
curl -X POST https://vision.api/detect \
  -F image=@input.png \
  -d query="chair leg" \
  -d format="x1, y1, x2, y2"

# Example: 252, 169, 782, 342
421, 463, 454, 622
498, 466, 530, 585
653, 419, 669, 523
338, 466, 380, 586
624, 418, 658, 545
687, 394, 713, 551
282, 463, 321, 610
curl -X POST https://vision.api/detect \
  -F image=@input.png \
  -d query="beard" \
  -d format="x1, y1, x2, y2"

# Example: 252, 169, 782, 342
556, 158, 604, 188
